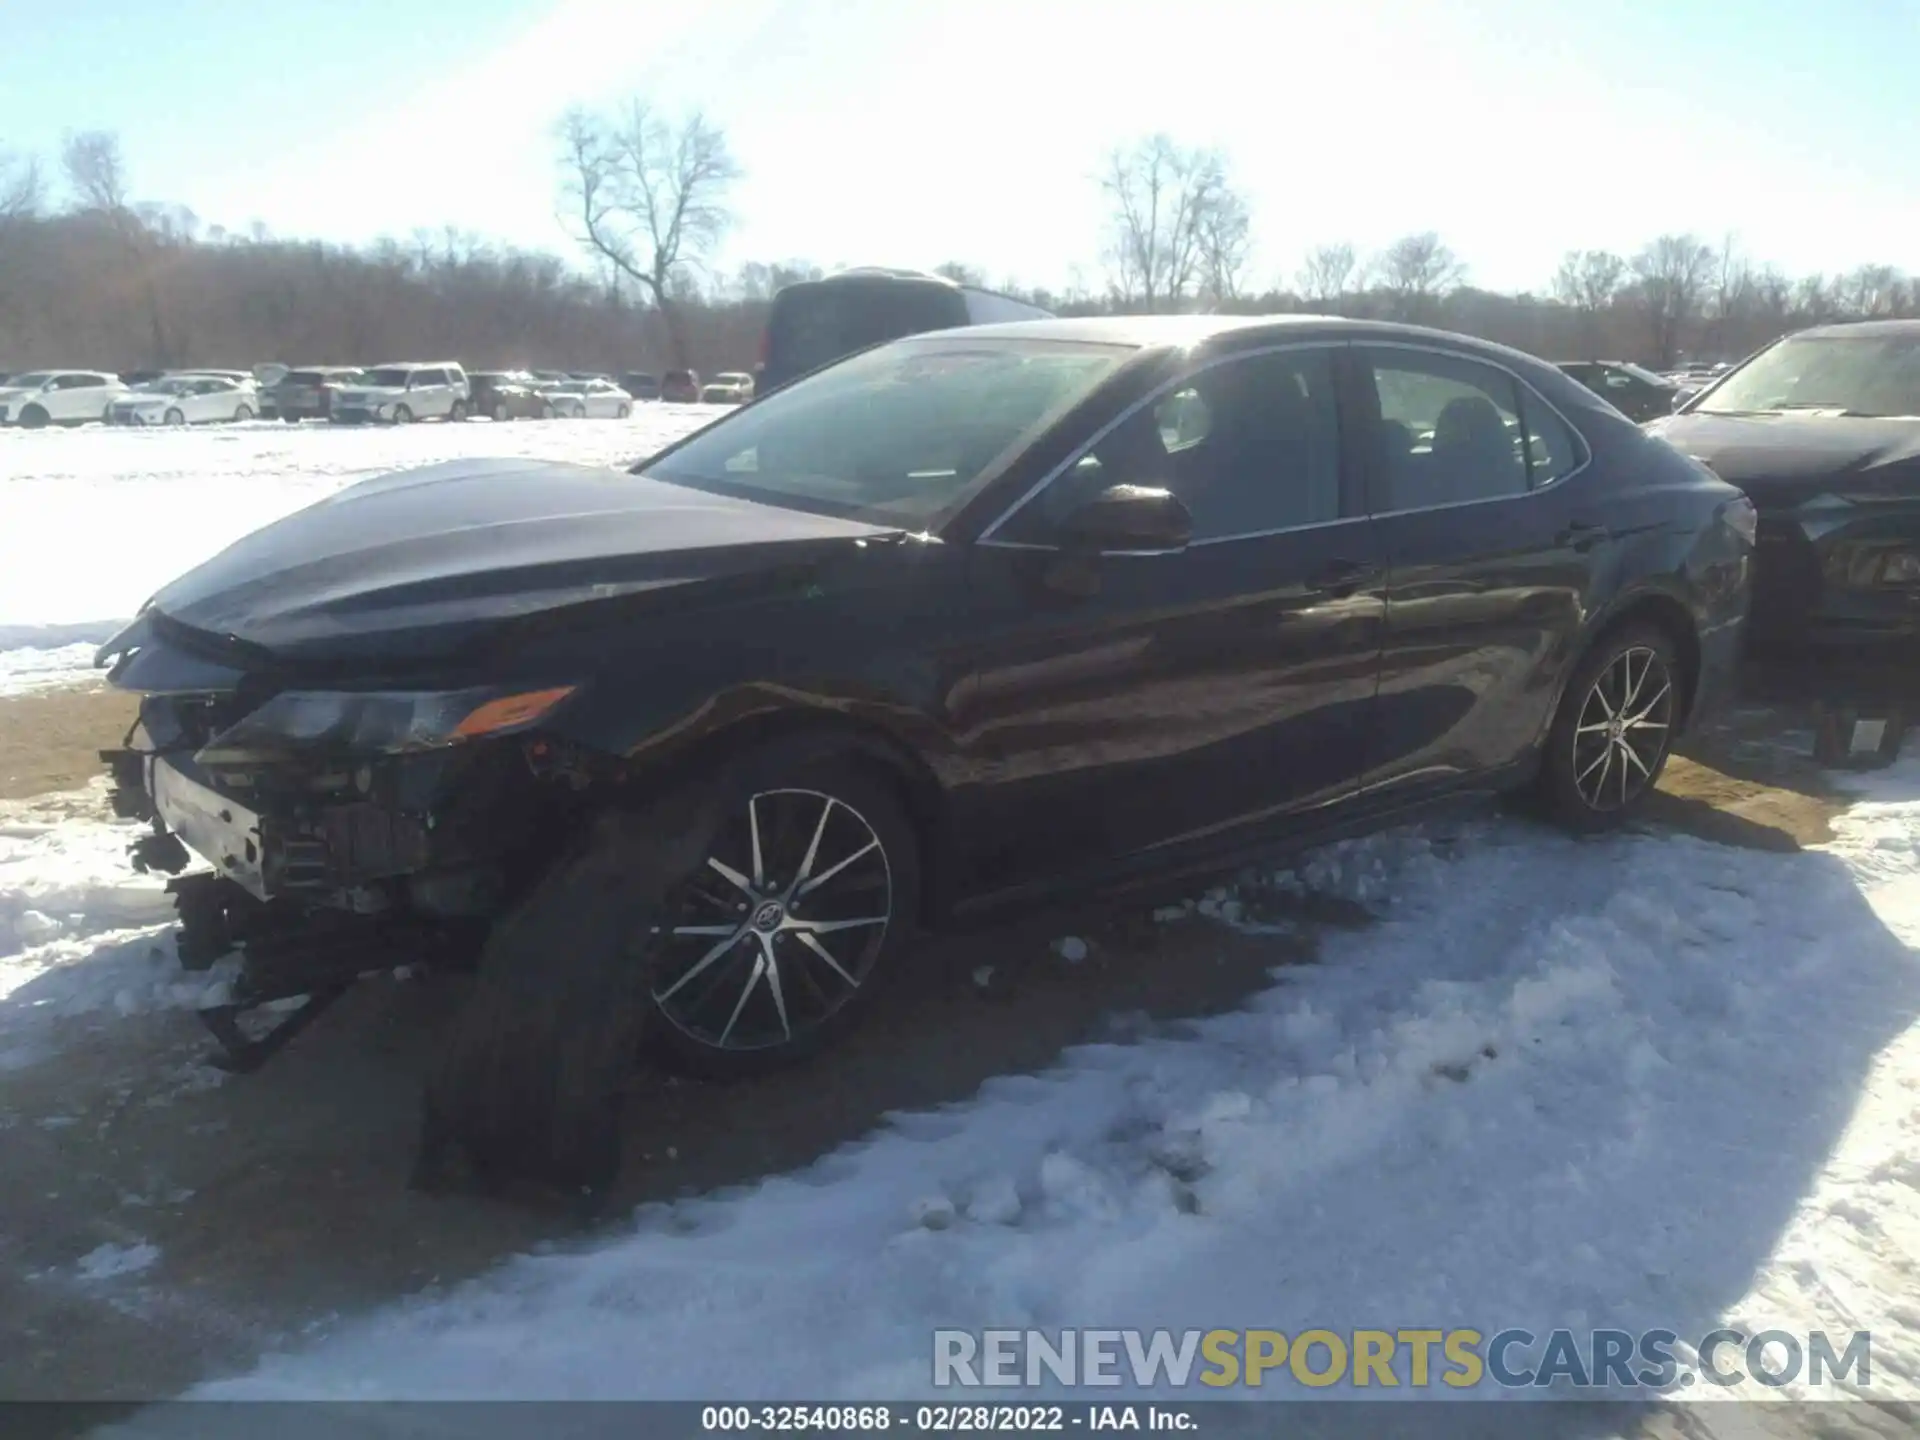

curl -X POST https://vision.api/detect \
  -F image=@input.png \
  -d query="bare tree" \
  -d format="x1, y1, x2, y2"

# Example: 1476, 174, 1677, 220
61, 130, 176, 364
1296, 242, 1359, 307
557, 102, 742, 367
1550, 249, 1627, 352
0, 147, 41, 224
1193, 186, 1251, 308
1097, 135, 1243, 312
1376, 232, 1465, 321
1630, 234, 1717, 367
933, 261, 986, 286
1842, 263, 1903, 318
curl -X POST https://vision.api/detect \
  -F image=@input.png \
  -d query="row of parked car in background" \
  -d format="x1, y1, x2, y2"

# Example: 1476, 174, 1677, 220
0, 361, 757, 429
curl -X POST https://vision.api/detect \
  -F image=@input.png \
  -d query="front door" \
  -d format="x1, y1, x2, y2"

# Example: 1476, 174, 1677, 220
1353, 344, 1611, 804
949, 342, 1386, 898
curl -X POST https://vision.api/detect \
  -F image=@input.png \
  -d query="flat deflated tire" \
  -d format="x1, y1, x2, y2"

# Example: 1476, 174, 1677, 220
415, 787, 725, 1207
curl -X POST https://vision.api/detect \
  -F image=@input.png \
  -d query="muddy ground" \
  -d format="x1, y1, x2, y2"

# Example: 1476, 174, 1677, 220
0, 684, 1854, 1408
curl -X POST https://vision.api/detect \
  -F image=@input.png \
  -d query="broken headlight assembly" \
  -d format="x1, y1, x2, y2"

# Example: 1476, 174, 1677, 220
193, 685, 577, 765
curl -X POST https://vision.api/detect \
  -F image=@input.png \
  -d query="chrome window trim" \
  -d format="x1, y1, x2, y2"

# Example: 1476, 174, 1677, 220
974, 336, 1596, 552
975, 340, 1348, 553
1360, 340, 1593, 518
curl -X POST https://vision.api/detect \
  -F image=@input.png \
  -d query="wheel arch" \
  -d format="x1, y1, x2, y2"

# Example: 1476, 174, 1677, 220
1563, 586, 1703, 733
621, 705, 959, 927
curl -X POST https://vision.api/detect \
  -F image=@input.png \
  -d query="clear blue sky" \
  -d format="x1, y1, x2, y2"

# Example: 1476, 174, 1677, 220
3, 0, 1917, 293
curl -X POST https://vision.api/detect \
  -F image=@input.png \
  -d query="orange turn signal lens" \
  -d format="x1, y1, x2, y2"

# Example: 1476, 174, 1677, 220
449, 686, 577, 740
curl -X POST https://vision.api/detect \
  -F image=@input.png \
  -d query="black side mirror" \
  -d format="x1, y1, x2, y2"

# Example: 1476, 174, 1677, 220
1056, 483, 1192, 553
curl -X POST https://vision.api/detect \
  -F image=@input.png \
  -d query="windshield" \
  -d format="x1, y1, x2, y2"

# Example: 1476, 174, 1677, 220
7, 372, 53, 388
363, 369, 410, 388
1695, 333, 1920, 418
638, 337, 1133, 525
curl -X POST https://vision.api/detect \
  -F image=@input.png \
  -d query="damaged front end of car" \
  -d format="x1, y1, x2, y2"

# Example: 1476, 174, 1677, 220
96, 609, 603, 1072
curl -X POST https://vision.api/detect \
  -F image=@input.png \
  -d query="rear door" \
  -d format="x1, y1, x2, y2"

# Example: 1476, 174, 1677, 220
409, 368, 447, 415
1354, 343, 1607, 803
951, 342, 1385, 894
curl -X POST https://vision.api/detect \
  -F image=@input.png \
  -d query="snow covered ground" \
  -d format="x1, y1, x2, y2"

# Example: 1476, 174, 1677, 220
2, 418, 1918, 1424
0, 411, 719, 691
144, 774, 1915, 1410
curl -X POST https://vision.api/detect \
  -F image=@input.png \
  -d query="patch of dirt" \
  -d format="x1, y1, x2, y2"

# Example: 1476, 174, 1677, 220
0, 685, 137, 800
1653, 702, 1852, 852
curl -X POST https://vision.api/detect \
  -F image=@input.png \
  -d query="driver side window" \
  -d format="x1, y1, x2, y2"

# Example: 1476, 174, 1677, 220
1003, 347, 1343, 545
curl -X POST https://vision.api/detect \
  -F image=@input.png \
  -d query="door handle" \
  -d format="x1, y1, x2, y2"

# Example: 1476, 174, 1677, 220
1556, 519, 1611, 551
1306, 558, 1377, 599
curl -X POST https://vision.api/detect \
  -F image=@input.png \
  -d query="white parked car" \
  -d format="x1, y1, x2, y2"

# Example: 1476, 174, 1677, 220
0, 370, 128, 428
535, 377, 633, 419
329, 362, 471, 424
108, 374, 261, 426
701, 371, 755, 404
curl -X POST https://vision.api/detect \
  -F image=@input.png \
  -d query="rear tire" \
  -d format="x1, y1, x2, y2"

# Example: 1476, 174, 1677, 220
492, 401, 509, 422
282, 412, 301, 423
234, 404, 254, 422
539, 401, 554, 420
449, 399, 468, 422
1532, 624, 1681, 832
616, 403, 631, 419
416, 788, 727, 1205
646, 743, 922, 1080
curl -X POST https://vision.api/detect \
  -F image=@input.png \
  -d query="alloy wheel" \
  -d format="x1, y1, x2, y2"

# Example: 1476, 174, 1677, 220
1571, 645, 1673, 811
650, 787, 893, 1053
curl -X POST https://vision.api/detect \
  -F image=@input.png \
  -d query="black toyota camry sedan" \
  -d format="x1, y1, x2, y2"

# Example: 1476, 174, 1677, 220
97, 316, 1753, 1093
1649, 320, 1920, 685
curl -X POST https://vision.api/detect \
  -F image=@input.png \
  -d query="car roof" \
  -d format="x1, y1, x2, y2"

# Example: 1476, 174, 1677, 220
921, 314, 1572, 375
1791, 319, 1920, 341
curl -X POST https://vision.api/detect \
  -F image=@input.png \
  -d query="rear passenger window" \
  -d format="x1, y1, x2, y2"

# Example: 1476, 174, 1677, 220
1366, 351, 1529, 510
1521, 395, 1583, 486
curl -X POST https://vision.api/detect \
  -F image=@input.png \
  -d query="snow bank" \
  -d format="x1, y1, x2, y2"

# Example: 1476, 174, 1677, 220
170, 781, 1920, 1405
0, 788, 231, 1071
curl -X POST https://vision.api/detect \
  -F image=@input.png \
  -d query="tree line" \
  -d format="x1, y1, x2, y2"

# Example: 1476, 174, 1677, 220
1, 116, 1913, 378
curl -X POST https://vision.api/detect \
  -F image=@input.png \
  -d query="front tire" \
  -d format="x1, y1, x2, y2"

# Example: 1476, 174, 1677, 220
492, 401, 509, 422
1534, 625, 1680, 831
18, 404, 47, 429
616, 403, 631, 419
164, 407, 186, 426
234, 404, 254, 422
449, 399, 468, 422
648, 748, 921, 1079
391, 404, 413, 424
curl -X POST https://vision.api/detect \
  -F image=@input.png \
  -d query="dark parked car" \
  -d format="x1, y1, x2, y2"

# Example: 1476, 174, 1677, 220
96, 315, 1751, 1175
621, 372, 661, 401
276, 367, 364, 422
1650, 319, 1920, 667
1557, 360, 1679, 423
468, 371, 550, 421
661, 367, 701, 403
757, 266, 1055, 392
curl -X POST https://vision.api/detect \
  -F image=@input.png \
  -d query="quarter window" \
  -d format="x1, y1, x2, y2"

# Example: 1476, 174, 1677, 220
1520, 395, 1583, 486
1366, 351, 1529, 510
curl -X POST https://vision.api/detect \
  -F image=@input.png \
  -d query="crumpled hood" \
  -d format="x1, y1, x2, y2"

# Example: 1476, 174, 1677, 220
1650, 412, 1920, 506
140, 457, 901, 662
